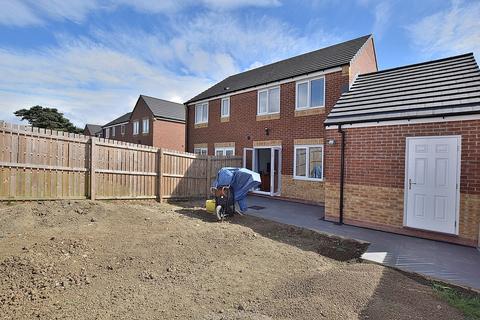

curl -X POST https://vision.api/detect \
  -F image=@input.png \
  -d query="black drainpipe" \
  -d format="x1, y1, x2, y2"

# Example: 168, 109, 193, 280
337, 125, 345, 225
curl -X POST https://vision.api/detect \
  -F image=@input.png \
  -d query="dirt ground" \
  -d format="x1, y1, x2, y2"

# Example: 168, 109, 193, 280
0, 200, 465, 320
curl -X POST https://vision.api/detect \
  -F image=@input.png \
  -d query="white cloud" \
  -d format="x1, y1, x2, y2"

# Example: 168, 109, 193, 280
372, 1, 391, 39
0, 1, 42, 26
407, 0, 480, 59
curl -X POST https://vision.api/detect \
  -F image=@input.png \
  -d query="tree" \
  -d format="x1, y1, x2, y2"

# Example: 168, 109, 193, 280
14, 105, 82, 133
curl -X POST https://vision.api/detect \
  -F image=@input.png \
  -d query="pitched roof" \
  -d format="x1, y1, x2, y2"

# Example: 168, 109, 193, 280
84, 124, 102, 135
140, 95, 185, 122
324, 53, 480, 126
186, 35, 372, 104
103, 112, 131, 127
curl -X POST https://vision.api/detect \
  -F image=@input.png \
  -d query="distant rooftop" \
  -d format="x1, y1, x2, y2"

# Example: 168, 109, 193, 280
140, 95, 185, 122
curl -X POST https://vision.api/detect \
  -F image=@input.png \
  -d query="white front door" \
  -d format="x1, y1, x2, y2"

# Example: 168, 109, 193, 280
405, 136, 460, 234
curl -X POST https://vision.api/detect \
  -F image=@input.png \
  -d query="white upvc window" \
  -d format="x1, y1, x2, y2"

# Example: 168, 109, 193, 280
221, 97, 230, 118
104, 127, 109, 139
296, 77, 325, 110
257, 86, 280, 115
294, 144, 324, 181
194, 147, 208, 155
195, 102, 209, 124
142, 118, 149, 134
111, 126, 116, 137
121, 124, 126, 135
215, 147, 234, 156
133, 120, 139, 135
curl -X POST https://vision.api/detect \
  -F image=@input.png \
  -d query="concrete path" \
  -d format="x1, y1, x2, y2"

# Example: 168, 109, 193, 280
245, 195, 480, 291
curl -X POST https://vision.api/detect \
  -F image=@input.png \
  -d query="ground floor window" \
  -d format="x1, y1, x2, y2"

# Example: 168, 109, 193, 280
294, 145, 323, 181
215, 147, 234, 156
194, 147, 208, 155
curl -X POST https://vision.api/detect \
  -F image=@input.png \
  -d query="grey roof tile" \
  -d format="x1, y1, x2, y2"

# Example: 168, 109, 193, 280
186, 35, 372, 104
103, 112, 131, 127
140, 95, 185, 122
325, 53, 480, 125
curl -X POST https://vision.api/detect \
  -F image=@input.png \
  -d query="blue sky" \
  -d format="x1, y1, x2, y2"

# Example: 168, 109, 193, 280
0, 0, 479, 127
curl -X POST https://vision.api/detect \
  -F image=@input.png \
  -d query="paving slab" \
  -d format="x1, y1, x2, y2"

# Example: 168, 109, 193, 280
245, 195, 480, 290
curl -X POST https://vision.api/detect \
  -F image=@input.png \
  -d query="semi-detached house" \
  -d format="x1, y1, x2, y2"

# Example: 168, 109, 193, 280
186, 35, 480, 247
186, 35, 377, 203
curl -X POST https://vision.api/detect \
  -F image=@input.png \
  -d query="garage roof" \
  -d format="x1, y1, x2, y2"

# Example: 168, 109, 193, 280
186, 35, 372, 104
325, 53, 480, 125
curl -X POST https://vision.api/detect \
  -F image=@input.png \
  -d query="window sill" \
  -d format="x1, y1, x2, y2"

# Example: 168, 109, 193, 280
256, 113, 280, 121
294, 107, 325, 117
220, 116, 230, 123
293, 176, 324, 182
194, 122, 208, 128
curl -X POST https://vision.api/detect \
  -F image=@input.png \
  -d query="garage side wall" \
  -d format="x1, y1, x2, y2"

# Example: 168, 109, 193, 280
325, 120, 480, 246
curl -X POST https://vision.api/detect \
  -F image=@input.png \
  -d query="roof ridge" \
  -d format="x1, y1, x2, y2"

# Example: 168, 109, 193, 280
140, 94, 183, 105
359, 53, 474, 78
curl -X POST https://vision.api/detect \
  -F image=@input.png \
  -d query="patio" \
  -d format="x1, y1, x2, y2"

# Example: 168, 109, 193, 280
245, 195, 480, 291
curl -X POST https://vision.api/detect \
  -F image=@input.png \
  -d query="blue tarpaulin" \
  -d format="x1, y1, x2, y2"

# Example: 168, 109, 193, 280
213, 167, 261, 212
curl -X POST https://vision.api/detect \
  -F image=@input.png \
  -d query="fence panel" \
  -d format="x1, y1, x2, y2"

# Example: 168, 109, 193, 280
94, 139, 158, 200
0, 122, 89, 200
0, 122, 243, 201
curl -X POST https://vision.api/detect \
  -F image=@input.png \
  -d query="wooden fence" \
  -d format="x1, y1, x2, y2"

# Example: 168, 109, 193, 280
0, 122, 241, 201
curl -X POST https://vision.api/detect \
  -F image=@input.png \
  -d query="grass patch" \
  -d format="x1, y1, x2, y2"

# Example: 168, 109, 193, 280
432, 283, 480, 320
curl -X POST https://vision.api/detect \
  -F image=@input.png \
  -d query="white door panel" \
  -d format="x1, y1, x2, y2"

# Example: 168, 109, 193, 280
405, 136, 460, 234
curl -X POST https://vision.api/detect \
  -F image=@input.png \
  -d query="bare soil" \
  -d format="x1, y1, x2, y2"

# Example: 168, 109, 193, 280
0, 200, 464, 320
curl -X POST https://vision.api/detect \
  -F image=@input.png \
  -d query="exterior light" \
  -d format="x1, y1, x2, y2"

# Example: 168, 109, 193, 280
327, 139, 336, 145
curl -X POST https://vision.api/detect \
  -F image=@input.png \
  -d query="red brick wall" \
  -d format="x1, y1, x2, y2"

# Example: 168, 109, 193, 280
187, 70, 350, 174
349, 37, 378, 83
325, 120, 480, 246
325, 120, 480, 194
152, 119, 185, 151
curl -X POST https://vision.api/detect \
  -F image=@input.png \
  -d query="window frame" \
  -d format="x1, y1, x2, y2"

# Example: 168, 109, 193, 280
195, 102, 209, 124
194, 147, 208, 155
295, 76, 325, 110
293, 144, 324, 181
111, 126, 116, 137
257, 86, 280, 115
221, 97, 230, 118
132, 120, 139, 135
142, 118, 149, 134
121, 124, 126, 135
214, 147, 235, 156
104, 127, 109, 139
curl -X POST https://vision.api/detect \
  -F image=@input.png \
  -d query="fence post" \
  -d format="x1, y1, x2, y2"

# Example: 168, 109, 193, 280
157, 148, 163, 203
206, 156, 211, 198
90, 137, 96, 200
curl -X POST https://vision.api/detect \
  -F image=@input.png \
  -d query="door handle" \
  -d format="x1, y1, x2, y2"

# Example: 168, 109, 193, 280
408, 179, 417, 189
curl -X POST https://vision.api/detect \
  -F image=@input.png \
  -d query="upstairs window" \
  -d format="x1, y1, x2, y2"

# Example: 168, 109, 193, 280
195, 102, 209, 124
294, 145, 324, 181
221, 97, 230, 118
296, 77, 325, 109
133, 120, 139, 135
142, 118, 149, 134
111, 126, 116, 137
105, 127, 109, 139
257, 87, 280, 115
121, 124, 126, 135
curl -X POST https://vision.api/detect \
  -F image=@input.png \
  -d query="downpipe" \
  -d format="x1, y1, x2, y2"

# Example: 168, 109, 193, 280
337, 125, 345, 225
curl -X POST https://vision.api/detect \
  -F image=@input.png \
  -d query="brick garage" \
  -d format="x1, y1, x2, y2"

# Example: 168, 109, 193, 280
325, 120, 480, 246
324, 53, 480, 247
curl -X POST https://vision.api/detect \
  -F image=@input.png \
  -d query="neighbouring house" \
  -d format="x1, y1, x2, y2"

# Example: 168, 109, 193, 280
83, 124, 102, 137
101, 95, 186, 151
324, 53, 480, 247
185, 35, 377, 203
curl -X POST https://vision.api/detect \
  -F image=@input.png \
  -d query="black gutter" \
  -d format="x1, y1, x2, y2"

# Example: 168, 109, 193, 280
337, 125, 345, 225
184, 103, 189, 152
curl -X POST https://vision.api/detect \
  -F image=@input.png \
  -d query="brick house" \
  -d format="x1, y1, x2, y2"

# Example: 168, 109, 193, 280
83, 124, 102, 137
324, 53, 480, 247
186, 35, 377, 202
101, 95, 186, 151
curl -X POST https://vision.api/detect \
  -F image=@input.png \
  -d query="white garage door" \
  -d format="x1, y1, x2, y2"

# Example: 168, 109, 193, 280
405, 136, 460, 235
